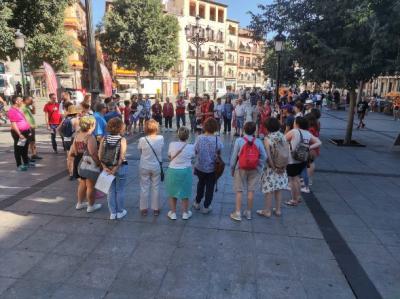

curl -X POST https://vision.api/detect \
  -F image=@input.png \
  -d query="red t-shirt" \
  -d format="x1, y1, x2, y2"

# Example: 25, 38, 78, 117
43, 102, 62, 125
201, 101, 214, 123
176, 99, 186, 116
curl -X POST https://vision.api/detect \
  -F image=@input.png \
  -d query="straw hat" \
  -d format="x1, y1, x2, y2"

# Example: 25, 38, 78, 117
66, 105, 81, 116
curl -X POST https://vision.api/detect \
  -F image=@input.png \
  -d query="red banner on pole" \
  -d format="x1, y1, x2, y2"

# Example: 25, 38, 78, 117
43, 62, 58, 100
100, 63, 112, 97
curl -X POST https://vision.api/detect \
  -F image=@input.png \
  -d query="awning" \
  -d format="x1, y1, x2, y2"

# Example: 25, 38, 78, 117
117, 78, 137, 86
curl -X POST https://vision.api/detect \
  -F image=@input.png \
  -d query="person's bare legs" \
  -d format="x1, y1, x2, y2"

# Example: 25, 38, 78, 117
308, 162, 315, 185
274, 190, 282, 215
86, 179, 96, 206
235, 191, 242, 213
67, 155, 73, 177
288, 176, 300, 204
264, 192, 273, 216
182, 199, 189, 213
77, 179, 86, 204
169, 197, 177, 213
247, 191, 254, 212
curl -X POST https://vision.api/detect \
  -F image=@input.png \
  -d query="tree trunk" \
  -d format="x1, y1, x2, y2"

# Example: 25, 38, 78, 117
344, 81, 364, 144
137, 71, 141, 94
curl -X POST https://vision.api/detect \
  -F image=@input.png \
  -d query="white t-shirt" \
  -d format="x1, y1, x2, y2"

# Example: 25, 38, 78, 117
288, 129, 312, 164
138, 135, 164, 171
168, 141, 195, 169
235, 104, 246, 117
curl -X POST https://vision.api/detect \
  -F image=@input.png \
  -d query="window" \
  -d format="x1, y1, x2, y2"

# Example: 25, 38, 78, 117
199, 4, 205, 18
188, 47, 195, 58
217, 81, 223, 89
189, 65, 195, 76
189, 2, 196, 17
229, 25, 236, 35
239, 56, 244, 66
218, 9, 224, 23
209, 29, 215, 41
217, 66, 223, 77
246, 58, 251, 67
389, 82, 393, 92
228, 40, 234, 49
199, 65, 204, 76
217, 31, 223, 42
209, 65, 214, 76
210, 7, 216, 21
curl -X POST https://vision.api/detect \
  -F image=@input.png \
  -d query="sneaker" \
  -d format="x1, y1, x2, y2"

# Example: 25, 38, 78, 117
18, 165, 28, 172
110, 213, 117, 220
87, 203, 102, 213
243, 210, 252, 220
31, 155, 43, 160
230, 211, 241, 221
28, 161, 36, 167
202, 206, 212, 214
182, 211, 192, 220
75, 202, 88, 210
192, 202, 200, 210
301, 187, 310, 193
117, 209, 127, 219
167, 211, 177, 220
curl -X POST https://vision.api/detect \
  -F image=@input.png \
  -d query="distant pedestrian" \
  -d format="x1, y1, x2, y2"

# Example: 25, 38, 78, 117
258, 118, 289, 217
201, 94, 214, 124
8, 95, 32, 171
214, 98, 223, 133
222, 97, 233, 134
69, 116, 102, 213
130, 96, 138, 133
187, 97, 197, 132
137, 94, 146, 133
22, 96, 42, 161
93, 102, 107, 143
138, 119, 164, 216
43, 93, 62, 153
104, 102, 121, 123
163, 97, 174, 132
176, 96, 186, 129
122, 100, 132, 134
230, 122, 267, 221
357, 97, 369, 129
234, 98, 246, 136
152, 98, 163, 127
166, 127, 195, 220
393, 99, 400, 121
193, 118, 223, 214
99, 117, 128, 220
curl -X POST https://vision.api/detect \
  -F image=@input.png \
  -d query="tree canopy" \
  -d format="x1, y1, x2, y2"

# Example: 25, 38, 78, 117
0, 0, 75, 71
99, 0, 180, 74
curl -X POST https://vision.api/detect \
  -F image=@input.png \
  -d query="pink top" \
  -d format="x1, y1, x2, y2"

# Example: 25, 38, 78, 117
8, 107, 31, 132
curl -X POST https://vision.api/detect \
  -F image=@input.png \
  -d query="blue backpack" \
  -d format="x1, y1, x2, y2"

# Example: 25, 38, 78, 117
61, 117, 74, 138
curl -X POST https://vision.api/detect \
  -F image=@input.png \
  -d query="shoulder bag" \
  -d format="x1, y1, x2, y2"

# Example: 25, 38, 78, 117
78, 137, 101, 181
145, 137, 164, 182
214, 136, 225, 181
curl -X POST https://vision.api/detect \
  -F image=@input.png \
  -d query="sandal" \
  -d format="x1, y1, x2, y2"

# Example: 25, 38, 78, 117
256, 210, 272, 218
273, 208, 282, 217
140, 209, 148, 216
153, 210, 160, 216
285, 200, 299, 207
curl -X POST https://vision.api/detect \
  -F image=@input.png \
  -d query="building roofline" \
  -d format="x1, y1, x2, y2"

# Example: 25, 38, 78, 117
227, 19, 239, 23
200, 0, 228, 8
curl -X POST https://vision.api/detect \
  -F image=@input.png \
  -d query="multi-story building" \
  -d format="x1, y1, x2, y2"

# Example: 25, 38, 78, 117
364, 75, 400, 97
237, 28, 264, 90
225, 19, 239, 91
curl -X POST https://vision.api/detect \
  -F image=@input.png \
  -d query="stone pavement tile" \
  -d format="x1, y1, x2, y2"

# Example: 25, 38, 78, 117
156, 264, 209, 299
289, 237, 335, 261
216, 230, 254, 254
22, 253, 84, 284
109, 221, 149, 239
294, 258, 344, 283
362, 262, 400, 299
386, 246, 400, 264
252, 218, 289, 236
109, 263, 167, 298
256, 278, 307, 299
92, 235, 139, 259
127, 241, 176, 267
0, 250, 44, 278
0, 226, 35, 249
301, 278, 355, 299
218, 216, 252, 232
186, 213, 220, 229
371, 229, 400, 246
318, 200, 356, 215
15, 229, 67, 253
0, 278, 16, 296
178, 226, 220, 251
67, 257, 124, 290
286, 223, 323, 239
347, 242, 399, 266
256, 254, 298, 280
329, 214, 367, 229
207, 271, 257, 299
43, 216, 116, 236
336, 226, 380, 245
0, 279, 60, 299
140, 223, 184, 245
0, 211, 54, 230
52, 233, 103, 257
254, 233, 293, 256
52, 284, 107, 299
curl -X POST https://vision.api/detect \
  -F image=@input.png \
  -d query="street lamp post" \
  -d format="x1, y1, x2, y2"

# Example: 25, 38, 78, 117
185, 16, 210, 97
274, 32, 285, 104
72, 63, 78, 89
208, 46, 224, 100
15, 29, 27, 96
85, 0, 100, 107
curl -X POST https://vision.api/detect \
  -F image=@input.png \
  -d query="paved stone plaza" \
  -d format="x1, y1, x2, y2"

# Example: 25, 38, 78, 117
0, 108, 400, 298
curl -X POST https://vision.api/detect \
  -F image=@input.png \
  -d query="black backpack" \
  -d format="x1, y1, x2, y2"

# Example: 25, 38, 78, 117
60, 117, 74, 138
100, 138, 121, 167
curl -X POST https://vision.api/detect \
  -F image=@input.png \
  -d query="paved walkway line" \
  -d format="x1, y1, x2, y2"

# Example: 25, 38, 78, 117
304, 191, 382, 299
316, 168, 400, 178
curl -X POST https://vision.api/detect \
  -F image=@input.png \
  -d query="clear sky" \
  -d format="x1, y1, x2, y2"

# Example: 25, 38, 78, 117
92, 0, 267, 27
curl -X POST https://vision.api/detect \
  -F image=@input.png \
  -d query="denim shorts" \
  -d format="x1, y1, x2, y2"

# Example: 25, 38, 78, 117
236, 116, 245, 129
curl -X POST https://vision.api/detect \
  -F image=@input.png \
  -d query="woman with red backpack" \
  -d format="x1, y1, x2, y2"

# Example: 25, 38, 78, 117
230, 121, 267, 221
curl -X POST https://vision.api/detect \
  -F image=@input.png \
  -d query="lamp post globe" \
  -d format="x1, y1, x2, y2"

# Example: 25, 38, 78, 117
15, 29, 27, 96
15, 29, 25, 49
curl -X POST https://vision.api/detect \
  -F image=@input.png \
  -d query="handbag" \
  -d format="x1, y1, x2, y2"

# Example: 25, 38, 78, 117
290, 129, 310, 162
214, 136, 225, 181
145, 137, 164, 182
78, 141, 100, 180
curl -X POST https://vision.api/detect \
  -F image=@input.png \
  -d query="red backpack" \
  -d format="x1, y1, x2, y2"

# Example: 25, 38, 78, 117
238, 137, 260, 170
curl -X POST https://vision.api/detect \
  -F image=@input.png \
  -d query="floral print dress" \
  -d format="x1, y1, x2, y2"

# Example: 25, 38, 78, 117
261, 131, 289, 194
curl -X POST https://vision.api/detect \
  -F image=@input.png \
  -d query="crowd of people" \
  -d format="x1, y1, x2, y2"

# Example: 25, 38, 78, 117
3, 89, 324, 221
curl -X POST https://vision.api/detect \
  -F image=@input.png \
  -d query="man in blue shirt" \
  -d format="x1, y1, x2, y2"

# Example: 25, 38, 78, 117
104, 102, 122, 122
93, 102, 107, 141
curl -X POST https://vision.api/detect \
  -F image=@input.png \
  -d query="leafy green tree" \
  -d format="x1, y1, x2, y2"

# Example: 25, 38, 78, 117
250, 0, 400, 144
100, 0, 180, 81
0, 0, 75, 71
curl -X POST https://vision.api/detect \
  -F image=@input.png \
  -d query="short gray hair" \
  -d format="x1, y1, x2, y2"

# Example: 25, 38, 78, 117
177, 126, 190, 141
